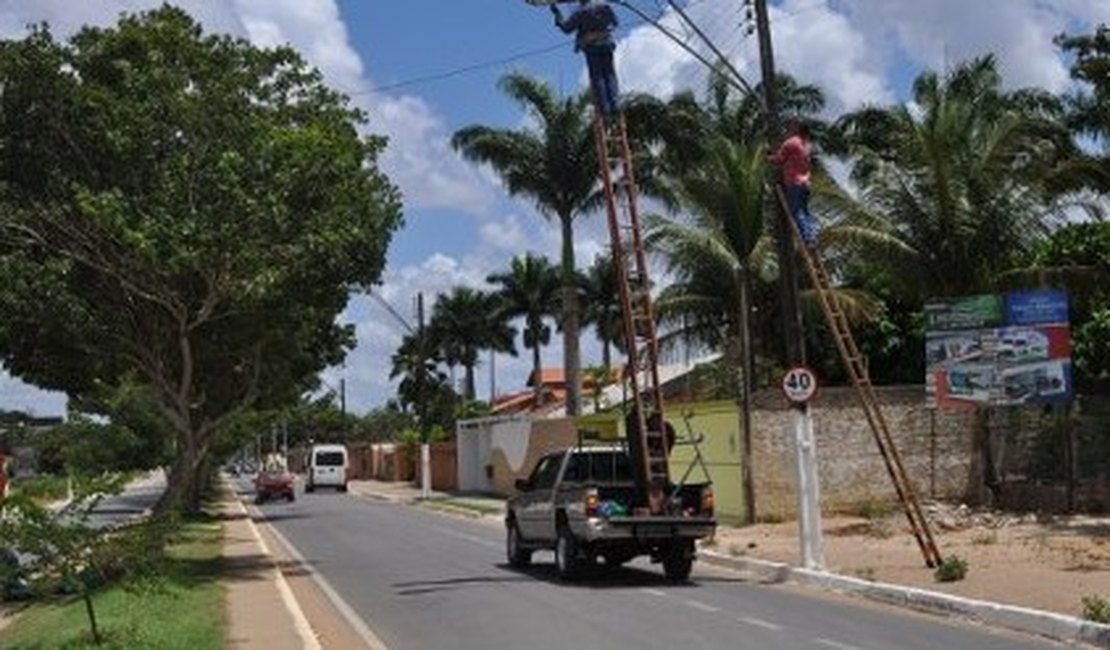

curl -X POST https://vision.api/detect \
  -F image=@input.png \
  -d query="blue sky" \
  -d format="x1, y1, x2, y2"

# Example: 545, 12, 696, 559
0, 0, 1104, 417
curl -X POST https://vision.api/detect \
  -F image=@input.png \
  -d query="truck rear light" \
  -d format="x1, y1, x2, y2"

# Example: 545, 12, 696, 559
701, 488, 714, 517
585, 489, 600, 517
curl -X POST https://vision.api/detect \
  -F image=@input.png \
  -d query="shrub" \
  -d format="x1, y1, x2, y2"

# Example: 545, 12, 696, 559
934, 555, 969, 582
1082, 595, 1110, 623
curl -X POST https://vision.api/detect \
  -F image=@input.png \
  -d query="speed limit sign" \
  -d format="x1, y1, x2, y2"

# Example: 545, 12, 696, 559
782, 365, 818, 404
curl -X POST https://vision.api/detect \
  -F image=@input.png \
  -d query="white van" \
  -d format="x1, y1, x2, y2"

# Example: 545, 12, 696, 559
306, 444, 348, 492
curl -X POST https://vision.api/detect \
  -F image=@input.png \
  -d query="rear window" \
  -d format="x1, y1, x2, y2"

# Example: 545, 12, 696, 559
563, 451, 633, 483
315, 451, 345, 466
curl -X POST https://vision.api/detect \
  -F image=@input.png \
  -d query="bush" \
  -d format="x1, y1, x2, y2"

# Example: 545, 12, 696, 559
1082, 595, 1110, 623
933, 555, 969, 582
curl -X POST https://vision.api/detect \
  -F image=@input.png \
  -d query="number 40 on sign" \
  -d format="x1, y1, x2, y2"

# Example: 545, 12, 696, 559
782, 365, 818, 404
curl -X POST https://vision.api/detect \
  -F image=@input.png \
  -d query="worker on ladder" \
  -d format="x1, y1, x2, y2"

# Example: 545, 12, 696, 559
550, 0, 620, 117
768, 119, 819, 248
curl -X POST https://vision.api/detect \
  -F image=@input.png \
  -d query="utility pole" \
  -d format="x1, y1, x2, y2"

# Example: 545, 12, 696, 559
416, 292, 431, 499
752, 0, 805, 367
753, 0, 823, 569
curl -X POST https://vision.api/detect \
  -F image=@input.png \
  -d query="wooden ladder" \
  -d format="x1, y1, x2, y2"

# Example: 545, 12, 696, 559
593, 111, 671, 505
774, 185, 943, 568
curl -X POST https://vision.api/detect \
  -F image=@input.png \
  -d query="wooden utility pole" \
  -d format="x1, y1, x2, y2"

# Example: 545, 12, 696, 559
752, 0, 805, 366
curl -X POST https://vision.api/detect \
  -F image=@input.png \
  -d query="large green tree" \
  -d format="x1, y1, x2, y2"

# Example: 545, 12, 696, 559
1056, 24, 1110, 192
452, 74, 599, 415
0, 8, 402, 511
582, 254, 625, 371
837, 56, 1081, 300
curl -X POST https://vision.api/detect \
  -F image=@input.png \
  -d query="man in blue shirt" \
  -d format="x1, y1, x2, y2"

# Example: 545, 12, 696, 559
552, 0, 620, 117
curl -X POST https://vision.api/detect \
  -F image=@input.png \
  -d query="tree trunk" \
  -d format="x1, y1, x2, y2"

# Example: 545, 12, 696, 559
83, 591, 101, 645
464, 364, 476, 402
531, 341, 544, 407
737, 267, 756, 525
560, 215, 582, 416
155, 430, 205, 515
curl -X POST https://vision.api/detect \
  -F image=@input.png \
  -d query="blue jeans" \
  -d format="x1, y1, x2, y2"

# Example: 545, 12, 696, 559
585, 46, 619, 117
785, 183, 818, 245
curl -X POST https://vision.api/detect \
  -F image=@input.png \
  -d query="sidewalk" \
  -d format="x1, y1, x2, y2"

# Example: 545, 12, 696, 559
221, 487, 321, 649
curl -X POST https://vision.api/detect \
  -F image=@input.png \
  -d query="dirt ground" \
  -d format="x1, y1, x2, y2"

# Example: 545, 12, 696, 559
708, 503, 1110, 620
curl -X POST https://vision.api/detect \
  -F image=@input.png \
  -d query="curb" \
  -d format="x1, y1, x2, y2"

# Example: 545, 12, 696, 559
698, 550, 1110, 647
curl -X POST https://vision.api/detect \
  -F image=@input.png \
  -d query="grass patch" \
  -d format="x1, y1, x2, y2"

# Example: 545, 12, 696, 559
1082, 595, 1110, 623
0, 519, 224, 649
10, 475, 72, 506
933, 555, 970, 583
421, 497, 502, 517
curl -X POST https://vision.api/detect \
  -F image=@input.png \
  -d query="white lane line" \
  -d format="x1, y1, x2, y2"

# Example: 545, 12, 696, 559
739, 616, 783, 631
640, 588, 668, 597
814, 638, 863, 650
684, 599, 721, 613
432, 526, 502, 550
236, 500, 322, 650
256, 505, 391, 650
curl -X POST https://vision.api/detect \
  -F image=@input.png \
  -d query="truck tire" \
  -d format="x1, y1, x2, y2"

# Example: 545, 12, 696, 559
506, 522, 532, 568
662, 541, 694, 583
555, 526, 582, 580
306, 483, 315, 493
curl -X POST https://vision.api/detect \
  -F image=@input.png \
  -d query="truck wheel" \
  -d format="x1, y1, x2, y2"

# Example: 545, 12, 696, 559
305, 484, 315, 493
662, 541, 694, 583
506, 522, 532, 568
555, 526, 582, 580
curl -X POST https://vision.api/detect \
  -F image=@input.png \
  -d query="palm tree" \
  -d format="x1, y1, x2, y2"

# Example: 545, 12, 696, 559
648, 135, 768, 525
581, 254, 625, 371
487, 254, 561, 407
429, 287, 516, 402
452, 74, 599, 415
389, 331, 442, 416
837, 56, 1080, 300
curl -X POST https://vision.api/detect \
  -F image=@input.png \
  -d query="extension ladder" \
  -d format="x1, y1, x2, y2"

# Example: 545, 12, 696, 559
774, 185, 943, 568
593, 111, 671, 505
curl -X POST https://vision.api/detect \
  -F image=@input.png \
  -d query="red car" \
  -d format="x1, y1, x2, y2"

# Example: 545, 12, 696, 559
254, 468, 295, 503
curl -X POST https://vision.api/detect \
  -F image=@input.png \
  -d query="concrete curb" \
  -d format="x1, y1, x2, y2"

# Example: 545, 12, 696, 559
699, 550, 1110, 647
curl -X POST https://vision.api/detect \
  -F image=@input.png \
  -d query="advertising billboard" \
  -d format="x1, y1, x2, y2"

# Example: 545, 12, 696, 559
925, 290, 1072, 408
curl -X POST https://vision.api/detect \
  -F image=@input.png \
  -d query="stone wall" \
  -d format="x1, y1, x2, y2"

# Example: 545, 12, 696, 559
749, 385, 977, 520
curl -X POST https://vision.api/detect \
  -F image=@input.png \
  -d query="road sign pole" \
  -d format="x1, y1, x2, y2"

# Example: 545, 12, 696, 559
782, 365, 824, 569
792, 403, 825, 569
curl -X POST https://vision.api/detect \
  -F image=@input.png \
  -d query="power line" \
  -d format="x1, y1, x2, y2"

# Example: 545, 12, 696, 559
357, 41, 569, 95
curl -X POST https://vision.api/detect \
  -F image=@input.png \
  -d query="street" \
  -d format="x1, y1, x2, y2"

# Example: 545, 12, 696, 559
239, 480, 1065, 650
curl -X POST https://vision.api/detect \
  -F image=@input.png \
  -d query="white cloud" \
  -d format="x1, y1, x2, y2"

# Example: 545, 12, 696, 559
839, 0, 1103, 94
0, 371, 66, 417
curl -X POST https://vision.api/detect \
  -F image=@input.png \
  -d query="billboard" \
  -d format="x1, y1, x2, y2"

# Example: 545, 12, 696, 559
926, 290, 1072, 408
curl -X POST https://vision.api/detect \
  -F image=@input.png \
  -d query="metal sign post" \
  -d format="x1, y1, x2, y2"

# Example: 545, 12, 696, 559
782, 366, 825, 570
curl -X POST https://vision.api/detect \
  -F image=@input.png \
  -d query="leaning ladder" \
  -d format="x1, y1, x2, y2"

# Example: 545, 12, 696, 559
593, 111, 671, 501
774, 185, 942, 568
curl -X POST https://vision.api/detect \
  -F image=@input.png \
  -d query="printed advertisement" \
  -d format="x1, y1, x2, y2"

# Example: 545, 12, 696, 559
925, 290, 1072, 408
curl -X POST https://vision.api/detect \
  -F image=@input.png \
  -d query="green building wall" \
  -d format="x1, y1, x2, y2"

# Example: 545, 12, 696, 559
576, 400, 745, 525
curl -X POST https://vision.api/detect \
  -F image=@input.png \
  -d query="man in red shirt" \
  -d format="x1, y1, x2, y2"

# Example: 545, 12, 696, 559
768, 120, 818, 246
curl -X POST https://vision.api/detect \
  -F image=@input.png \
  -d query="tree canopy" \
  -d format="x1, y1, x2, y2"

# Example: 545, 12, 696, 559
0, 7, 403, 510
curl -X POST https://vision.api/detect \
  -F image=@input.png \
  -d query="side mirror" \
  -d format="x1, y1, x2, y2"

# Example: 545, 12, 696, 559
514, 478, 530, 492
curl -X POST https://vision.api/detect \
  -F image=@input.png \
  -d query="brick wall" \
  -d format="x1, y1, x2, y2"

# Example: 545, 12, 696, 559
749, 385, 977, 520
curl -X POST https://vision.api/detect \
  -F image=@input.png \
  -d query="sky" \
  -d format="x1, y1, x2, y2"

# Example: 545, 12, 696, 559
0, 0, 1104, 417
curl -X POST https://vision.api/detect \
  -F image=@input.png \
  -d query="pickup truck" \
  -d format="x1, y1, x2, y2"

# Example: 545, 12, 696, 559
506, 446, 716, 582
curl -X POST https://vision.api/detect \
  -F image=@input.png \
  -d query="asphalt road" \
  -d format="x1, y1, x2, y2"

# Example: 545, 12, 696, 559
245, 482, 1065, 650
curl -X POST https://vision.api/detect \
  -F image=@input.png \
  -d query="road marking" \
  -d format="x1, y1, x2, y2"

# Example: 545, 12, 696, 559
684, 599, 721, 613
814, 638, 863, 650
252, 503, 391, 650
236, 499, 322, 650
432, 525, 502, 550
739, 616, 783, 631
640, 588, 668, 597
